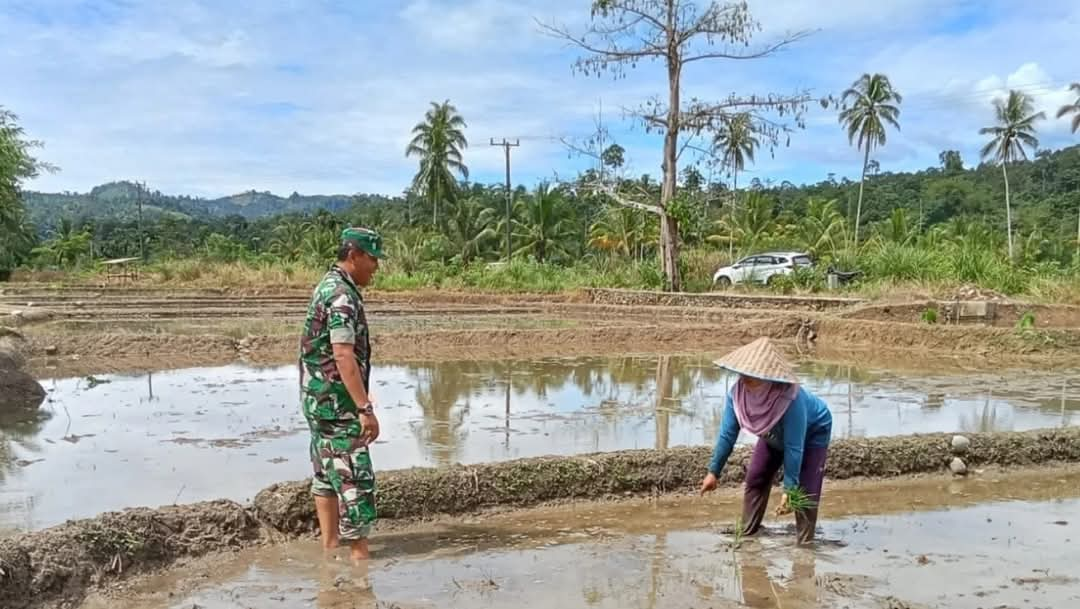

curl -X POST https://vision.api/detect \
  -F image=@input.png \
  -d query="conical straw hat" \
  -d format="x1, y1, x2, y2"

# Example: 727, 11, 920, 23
713, 337, 797, 384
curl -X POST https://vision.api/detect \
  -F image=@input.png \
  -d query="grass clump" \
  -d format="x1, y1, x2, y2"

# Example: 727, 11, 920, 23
921, 307, 938, 324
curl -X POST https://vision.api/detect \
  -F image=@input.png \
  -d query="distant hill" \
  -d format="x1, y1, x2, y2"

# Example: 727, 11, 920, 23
22, 181, 373, 229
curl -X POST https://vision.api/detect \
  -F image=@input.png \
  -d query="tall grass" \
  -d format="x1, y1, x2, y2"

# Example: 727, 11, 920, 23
15, 244, 1080, 303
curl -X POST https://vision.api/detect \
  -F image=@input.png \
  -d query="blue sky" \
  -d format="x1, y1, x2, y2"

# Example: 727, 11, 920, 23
3, 0, 1078, 198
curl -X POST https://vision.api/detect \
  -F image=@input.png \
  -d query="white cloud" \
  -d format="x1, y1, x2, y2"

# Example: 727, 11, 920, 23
4, 0, 1079, 198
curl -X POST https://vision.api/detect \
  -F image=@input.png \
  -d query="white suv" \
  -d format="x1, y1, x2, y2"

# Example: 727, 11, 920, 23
712, 251, 814, 287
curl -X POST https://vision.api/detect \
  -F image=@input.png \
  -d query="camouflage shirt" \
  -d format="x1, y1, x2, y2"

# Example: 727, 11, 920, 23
299, 265, 372, 427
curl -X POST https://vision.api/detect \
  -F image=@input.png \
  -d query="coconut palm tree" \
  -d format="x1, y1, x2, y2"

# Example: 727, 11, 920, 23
713, 113, 759, 259
1056, 82, 1080, 133
444, 196, 498, 264
979, 89, 1045, 260
838, 73, 903, 249
509, 182, 577, 263
786, 197, 847, 259
405, 100, 469, 227
706, 191, 778, 256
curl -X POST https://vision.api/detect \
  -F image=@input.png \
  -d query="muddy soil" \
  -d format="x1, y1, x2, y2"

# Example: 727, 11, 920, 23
0, 500, 261, 609
79, 464, 1080, 609
253, 427, 1080, 534
5, 429, 1080, 609
10, 287, 1080, 368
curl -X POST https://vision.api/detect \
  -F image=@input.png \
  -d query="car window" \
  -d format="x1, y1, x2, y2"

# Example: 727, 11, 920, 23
773, 256, 788, 265
793, 255, 812, 265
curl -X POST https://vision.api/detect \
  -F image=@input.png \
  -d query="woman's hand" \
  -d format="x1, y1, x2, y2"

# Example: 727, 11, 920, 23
699, 472, 718, 495
775, 491, 792, 516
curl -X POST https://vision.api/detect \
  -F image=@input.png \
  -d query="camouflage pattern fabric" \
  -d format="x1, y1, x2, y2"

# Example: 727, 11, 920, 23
299, 265, 376, 540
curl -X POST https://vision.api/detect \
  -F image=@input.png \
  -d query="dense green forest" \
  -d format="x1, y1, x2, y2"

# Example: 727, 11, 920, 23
9, 142, 1080, 294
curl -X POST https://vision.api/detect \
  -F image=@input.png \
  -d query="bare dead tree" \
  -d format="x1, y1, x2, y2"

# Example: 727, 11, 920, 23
540, 0, 824, 291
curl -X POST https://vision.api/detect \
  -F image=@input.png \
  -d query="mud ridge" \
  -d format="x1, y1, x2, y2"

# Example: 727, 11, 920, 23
26, 314, 1080, 375
254, 427, 1080, 532
25, 319, 808, 364
583, 287, 864, 310
4, 427, 1080, 609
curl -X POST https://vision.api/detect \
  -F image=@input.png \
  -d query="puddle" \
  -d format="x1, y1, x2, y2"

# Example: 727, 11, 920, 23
2, 355, 1078, 533
81, 468, 1080, 609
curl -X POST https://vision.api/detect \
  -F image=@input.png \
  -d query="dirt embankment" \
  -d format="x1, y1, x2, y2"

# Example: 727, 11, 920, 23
25, 313, 1080, 377
843, 300, 1080, 329
584, 287, 864, 311
254, 427, 1080, 533
25, 318, 810, 371
4, 427, 1080, 609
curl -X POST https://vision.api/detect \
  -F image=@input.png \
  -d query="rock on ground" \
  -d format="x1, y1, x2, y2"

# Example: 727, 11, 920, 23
951, 435, 970, 455
950, 457, 968, 476
0, 329, 47, 411
0, 329, 29, 369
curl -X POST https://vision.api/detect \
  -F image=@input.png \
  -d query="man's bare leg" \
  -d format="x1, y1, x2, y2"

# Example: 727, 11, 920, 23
349, 539, 370, 564
314, 495, 340, 551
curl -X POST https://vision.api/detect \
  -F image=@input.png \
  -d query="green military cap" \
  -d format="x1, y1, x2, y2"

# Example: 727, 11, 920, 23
341, 226, 386, 259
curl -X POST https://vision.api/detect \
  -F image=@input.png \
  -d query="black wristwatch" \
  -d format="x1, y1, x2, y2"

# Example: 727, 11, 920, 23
359, 403, 375, 415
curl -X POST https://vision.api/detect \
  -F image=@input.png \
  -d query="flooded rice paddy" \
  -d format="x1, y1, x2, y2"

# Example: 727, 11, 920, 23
81, 467, 1080, 609
2, 355, 1077, 532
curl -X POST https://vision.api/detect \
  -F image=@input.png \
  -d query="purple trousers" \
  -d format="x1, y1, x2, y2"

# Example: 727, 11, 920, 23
742, 438, 828, 544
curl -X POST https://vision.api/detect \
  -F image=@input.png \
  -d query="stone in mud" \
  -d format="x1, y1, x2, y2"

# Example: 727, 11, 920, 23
951, 435, 970, 455
0, 368, 47, 411
0, 329, 28, 368
950, 457, 967, 476
0, 329, 46, 411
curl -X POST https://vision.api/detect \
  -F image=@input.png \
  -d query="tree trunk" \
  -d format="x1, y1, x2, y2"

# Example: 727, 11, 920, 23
1003, 162, 1013, 261
728, 169, 737, 260
854, 145, 869, 249
658, 49, 682, 291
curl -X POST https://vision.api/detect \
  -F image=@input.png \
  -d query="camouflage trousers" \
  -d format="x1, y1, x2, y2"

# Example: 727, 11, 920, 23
308, 430, 377, 541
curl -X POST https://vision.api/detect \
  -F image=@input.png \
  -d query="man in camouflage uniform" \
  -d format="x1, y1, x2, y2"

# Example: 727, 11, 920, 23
300, 227, 384, 562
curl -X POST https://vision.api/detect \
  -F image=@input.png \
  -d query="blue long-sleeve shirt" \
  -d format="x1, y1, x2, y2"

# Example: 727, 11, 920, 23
708, 386, 833, 490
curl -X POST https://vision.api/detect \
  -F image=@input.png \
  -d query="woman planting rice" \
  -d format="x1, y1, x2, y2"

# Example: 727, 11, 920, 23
700, 337, 833, 544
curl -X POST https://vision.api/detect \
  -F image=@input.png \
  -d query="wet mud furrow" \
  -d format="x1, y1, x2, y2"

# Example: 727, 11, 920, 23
3, 427, 1080, 609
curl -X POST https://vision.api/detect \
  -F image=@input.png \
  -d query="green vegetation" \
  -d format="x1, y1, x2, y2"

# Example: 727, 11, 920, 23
783, 486, 818, 514
838, 73, 903, 247
1, 107, 53, 273
14, 141, 1080, 299
405, 100, 469, 227
979, 90, 1046, 260
1016, 311, 1036, 331
921, 307, 938, 324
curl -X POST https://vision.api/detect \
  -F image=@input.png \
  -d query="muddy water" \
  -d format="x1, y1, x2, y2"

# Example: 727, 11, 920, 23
2, 355, 1078, 532
82, 468, 1080, 609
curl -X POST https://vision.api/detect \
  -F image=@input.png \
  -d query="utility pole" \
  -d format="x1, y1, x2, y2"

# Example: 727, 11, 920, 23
136, 181, 146, 261
489, 138, 520, 262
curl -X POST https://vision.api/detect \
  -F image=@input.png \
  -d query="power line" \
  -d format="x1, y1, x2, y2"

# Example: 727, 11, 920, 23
489, 138, 520, 262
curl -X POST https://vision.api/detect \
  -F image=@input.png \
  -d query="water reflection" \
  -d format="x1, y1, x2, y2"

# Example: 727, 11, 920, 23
1, 356, 1078, 532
